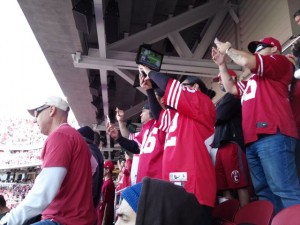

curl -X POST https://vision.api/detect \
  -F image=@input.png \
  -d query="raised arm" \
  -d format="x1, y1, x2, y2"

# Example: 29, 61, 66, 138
211, 47, 238, 95
214, 38, 257, 69
106, 124, 140, 154
139, 72, 162, 120
115, 108, 130, 138
138, 65, 169, 91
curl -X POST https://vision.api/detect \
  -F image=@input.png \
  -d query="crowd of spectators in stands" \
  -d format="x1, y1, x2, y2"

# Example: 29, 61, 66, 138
0, 117, 78, 149
0, 118, 45, 148
0, 117, 79, 169
0, 184, 33, 209
0, 150, 42, 168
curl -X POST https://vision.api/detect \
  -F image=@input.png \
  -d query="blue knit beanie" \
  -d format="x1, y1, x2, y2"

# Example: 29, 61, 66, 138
121, 182, 142, 213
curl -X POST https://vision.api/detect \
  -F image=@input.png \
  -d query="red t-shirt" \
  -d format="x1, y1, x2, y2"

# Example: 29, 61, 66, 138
157, 79, 217, 207
42, 124, 96, 225
116, 158, 132, 192
236, 54, 298, 144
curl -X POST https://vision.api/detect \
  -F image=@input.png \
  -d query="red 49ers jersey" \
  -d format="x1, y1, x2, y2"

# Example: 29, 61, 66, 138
236, 54, 298, 144
131, 119, 165, 183
157, 79, 217, 207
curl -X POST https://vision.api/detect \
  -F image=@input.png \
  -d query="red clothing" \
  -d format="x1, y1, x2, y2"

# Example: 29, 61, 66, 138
116, 158, 132, 192
215, 142, 250, 189
131, 120, 165, 183
42, 124, 96, 225
236, 54, 298, 144
131, 120, 155, 146
158, 79, 217, 207
291, 80, 300, 130
97, 178, 115, 225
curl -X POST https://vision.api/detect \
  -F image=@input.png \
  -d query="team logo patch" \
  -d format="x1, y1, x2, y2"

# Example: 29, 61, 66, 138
169, 172, 187, 182
231, 170, 240, 183
169, 172, 187, 187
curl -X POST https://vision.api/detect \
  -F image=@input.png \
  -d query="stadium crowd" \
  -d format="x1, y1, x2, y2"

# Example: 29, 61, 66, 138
0, 150, 41, 169
0, 118, 44, 148
0, 184, 33, 209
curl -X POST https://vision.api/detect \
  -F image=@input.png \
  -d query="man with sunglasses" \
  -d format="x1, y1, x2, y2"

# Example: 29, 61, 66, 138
0, 96, 96, 225
212, 37, 300, 214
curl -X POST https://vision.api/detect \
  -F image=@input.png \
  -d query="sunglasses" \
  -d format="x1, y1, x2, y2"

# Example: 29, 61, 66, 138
34, 105, 50, 118
255, 43, 273, 52
182, 82, 195, 87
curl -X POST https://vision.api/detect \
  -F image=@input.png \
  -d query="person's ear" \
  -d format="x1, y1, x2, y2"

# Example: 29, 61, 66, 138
49, 106, 56, 117
193, 83, 199, 90
271, 46, 279, 54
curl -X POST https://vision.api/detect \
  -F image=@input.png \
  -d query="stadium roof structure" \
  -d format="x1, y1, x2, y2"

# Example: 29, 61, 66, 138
16, 0, 299, 146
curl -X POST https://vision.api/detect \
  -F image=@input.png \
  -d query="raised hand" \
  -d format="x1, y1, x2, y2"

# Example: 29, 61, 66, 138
211, 47, 226, 66
214, 37, 232, 55
138, 64, 151, 79
139, 73, 153, 90
106, 124, 119, 140
115, 107, 125, 122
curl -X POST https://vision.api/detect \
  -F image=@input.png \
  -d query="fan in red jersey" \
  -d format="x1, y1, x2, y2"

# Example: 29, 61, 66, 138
213, 36, 300, 214
107, 103, 166, 184
139, 65, 217, 225
97, 160, 115, 225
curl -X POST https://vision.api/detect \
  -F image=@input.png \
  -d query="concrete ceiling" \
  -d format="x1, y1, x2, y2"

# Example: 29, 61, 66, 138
17, 0, 242, 134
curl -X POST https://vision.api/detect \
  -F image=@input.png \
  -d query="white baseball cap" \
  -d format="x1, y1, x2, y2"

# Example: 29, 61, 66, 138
27, 96, 69, 117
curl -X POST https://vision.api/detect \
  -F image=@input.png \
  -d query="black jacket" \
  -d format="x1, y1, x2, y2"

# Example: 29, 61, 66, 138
212, 93, 244, 149
136, 178, 210, 225
88, 143, 104, 207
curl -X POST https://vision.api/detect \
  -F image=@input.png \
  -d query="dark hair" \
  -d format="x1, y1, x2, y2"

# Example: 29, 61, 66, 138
143, 102, 154, 118
125, 151, 133, 158
154, 88, 165, 97
77, 126, 94, 144
294, 9, 300, 18
292, 39, 300, 71
184, 76, 216, 99
292, 39, 300, 59
0, 195, 6, 207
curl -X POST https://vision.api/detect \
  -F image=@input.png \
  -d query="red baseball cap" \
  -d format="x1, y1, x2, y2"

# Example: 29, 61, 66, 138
248, 37, 282, 53
213, 70, 237, 82
104, 160, 114, 172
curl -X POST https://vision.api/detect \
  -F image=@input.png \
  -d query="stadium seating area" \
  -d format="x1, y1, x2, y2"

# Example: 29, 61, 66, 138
0, 149, 42, 169
0, 183, 33, 209
0, 118, 45, 149
0, 117, 79, 169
